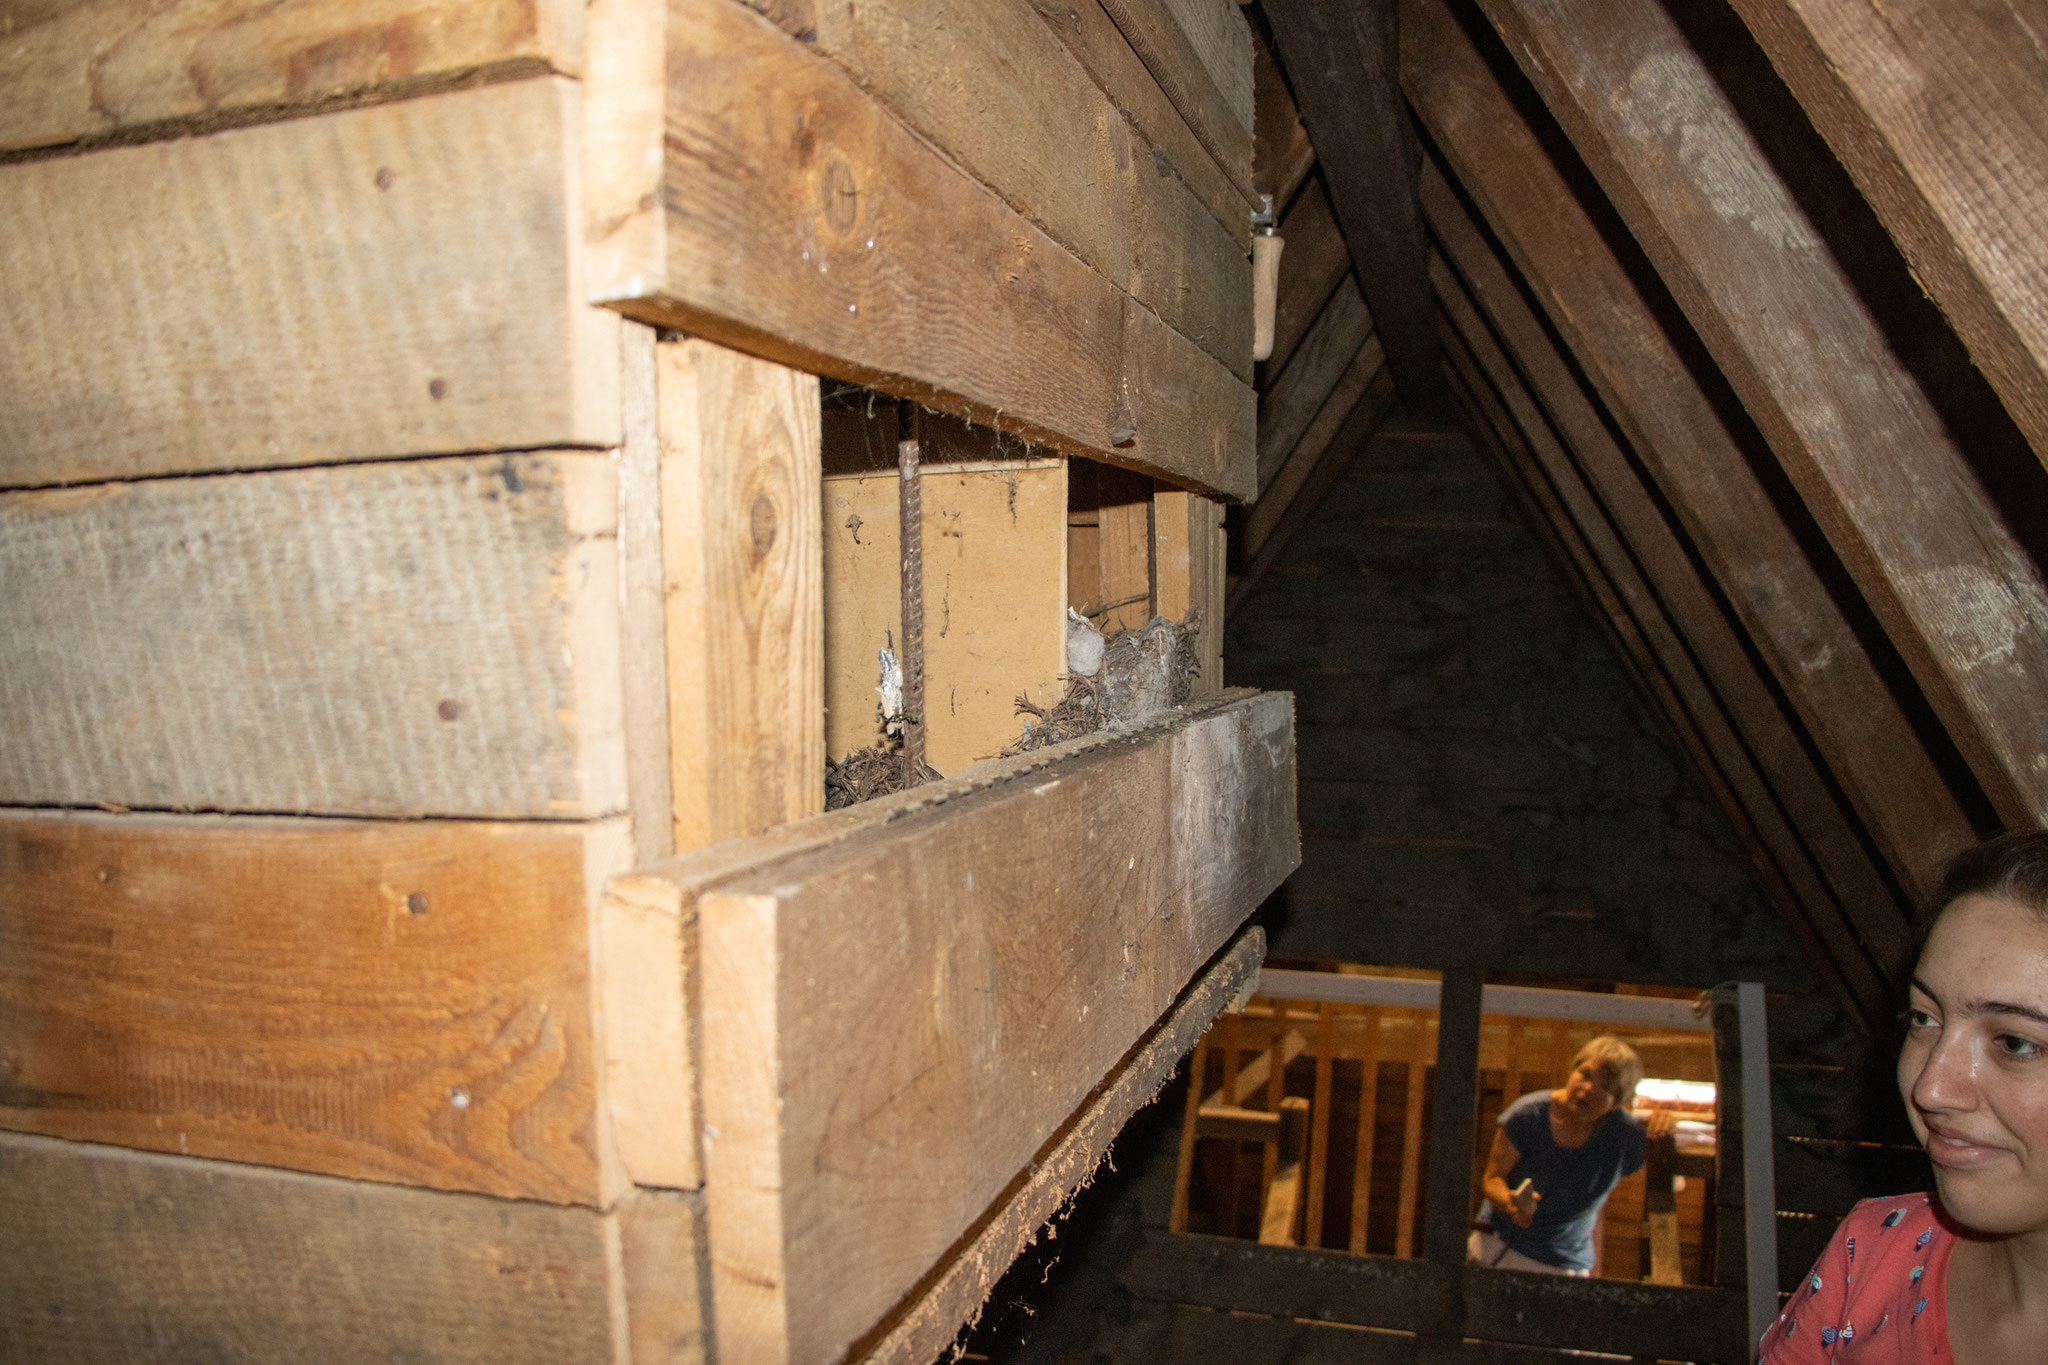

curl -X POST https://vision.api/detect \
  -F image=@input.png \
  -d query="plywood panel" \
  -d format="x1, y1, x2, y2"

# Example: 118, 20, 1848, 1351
0, 0, 584, 151
0, 1132, 707, 1365
583, 0, 1255, 499
694, 690, 1298, 1365
824, 461, 1068, 774
0, 811, 631, 1205
0, 77, 618, 488
0, 452, 625, 819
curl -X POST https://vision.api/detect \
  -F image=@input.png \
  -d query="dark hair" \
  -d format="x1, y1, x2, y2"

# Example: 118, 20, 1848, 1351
1931, 830, 2048, 923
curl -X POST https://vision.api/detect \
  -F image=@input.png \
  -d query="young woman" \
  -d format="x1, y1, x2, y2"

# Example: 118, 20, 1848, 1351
1469, 1035, 1678, 1274
1762, 832, 2048, 1363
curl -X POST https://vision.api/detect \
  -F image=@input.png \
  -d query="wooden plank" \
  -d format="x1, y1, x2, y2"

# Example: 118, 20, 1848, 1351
1261, 0, 1441, 409
1349, 1012, 1382, 1254
0, 0, 583, 152
1257, 276, 1374, 496
1725, 0, 2048, 474
857, 929, 1265, 1365
1154, 485, 1195, 620
1644, 1135, 1681, 1286
0, 452, 626, 819
1429, 243, 1912, 985
1171, 1039, 1211, 1232
1025, 0, 1255, 236
601, 868, 704, 1192
1256, 1097, 1310, 1246
693, 691, 1298, 1365
1226, 364, 1399, 616
584, 0, 1255, 500
619, 321, 677, 866
1265, 179, 1351, 379
0, 77, 618, 488
1098, 0, 1254, 186
0, 1131, 706, 1365
1304, 1003, 1336, 1247
825, 460, 1068, 773
1154, 486, 1226, 689
1159, 0, 1255, 135
1393, 1011, 1431, 1258
1251, 26, 1316, 212
1260, 999, 1289, 1191
796, 0, 1252, 378
1467, 0, 2048, 828
1405, 75, 1975, 903
1440, 327, 1888, 1023
1247, 334, 1386, 556
0, 811, 632, 1205
1198, 1105, 1283, 1144
660, 340, 824, 846
1423, 968, 1483, 1269
1122, 1229, 1748, 1361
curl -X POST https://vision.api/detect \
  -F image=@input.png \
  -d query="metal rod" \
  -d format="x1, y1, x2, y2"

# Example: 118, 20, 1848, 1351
897, 401, 926, 787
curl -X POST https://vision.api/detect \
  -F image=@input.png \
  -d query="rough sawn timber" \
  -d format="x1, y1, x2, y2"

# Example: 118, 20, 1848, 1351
583, 0, 1255, 500
1398, 6, 1979, 899
1470, 0, 2048, 828
0, 1131, 706, 1365
0, 0, 585, 152
0, 811, 631, 1205
681, 690, 1296, 1365
0, 452, 626, 819
1725, 0, 2048, 479
856, 928, 1265, 1365
0, 77, 618, 488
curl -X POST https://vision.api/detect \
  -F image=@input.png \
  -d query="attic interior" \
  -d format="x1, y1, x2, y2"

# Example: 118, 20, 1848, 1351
2, 0, 2044, 1362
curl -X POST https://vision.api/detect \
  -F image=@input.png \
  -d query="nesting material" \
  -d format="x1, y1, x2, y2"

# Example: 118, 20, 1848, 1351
1008, 611, 1203, 754
824, 744, 945, 810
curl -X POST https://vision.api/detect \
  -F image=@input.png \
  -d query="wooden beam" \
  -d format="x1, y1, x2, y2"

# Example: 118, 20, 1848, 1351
1466, 0, 2048, 827
1393, 1011, 1431, 1258
1423, 968, 1483, 1270
1400, 42, 1978, 901
1154, 487, 1228, 690
0, 77, 618, 489
1426, 229, 1914, 982
1256, 1096, 1312, 1246
676, 691, 1297, 1365
1197, 1105, 1283, 1145
661, 339, 824, 848
1122, 1229, 1749, 1361
1348, 1011, 1383, 1254
1265, 179, 1351, 379
857, 928, 1265, 1365
1304, 1003, 1337, 1247
0, 1131, 703, 1364
1251, 25, 1316, 212
1248, 334, 1387, 553
1440, 326, 1887, 1024
619, 322, 678, 866
1257, 277, 1374, 497
0, 811, 631, 1206
1724, 0, 2048, 475
0, 0, 584, 153
1095, 0, 1254, 188
0, 452, 625, 819
584, 0, 1255, 499
1261, 0, 1442, 410
790, 0, 1252, 377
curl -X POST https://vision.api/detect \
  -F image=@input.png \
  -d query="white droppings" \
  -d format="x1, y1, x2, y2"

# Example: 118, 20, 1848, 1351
449, 1086, 470, 1109
1913, 564, 2026, 671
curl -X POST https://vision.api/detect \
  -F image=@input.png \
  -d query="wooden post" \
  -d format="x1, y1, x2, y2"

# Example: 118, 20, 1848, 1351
1644, 1134, 1682, 1286
1170, 1039, 1209, 1233
1394, 1010, 1430, 1258
1261, 1000, 1290, 1192
1349, 1011, 1382, 1254
1423, 968, 1484, 1267
1305, 1003, 1337, 1247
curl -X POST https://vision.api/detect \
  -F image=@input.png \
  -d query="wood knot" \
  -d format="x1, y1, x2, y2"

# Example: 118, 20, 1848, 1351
750, 494, 778, 558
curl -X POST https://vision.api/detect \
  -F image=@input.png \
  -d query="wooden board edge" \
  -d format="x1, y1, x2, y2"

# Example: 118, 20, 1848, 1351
853, 927, 1267, 1365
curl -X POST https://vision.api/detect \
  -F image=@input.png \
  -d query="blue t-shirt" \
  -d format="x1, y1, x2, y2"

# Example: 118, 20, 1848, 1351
1476, 1089, 1648, 1270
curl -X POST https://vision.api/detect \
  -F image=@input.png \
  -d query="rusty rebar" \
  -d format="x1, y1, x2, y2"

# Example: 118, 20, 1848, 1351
897, 401, 926, 787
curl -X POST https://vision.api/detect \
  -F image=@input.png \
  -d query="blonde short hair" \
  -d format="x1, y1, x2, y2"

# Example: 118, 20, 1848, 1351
1569, 1035, 1643, 1108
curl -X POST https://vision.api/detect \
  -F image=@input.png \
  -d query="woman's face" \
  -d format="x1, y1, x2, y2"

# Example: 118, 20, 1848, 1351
1899, 894, 2048, 1235
1560, 1061, 1616, 1120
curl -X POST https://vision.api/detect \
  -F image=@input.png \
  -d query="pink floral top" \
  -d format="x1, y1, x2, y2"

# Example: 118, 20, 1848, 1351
1760, 1193, 1955, 1362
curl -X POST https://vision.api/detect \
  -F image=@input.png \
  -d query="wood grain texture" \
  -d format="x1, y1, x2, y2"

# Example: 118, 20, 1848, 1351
619, 321, 678, 866
1401, 19, 1980, 898
1257, 276, 1373, 496
659, 340, 824, 850
1096, 0, 1254, 194
824, 461, 1068, 773
0, 811, 632, 1204
1026, 0, 1254, 236
1098, 494, 1158, 634
0, 452, 625, 818
1261, 0, 1442, 410
858, 929, 1265, 1365
0, 0, 583, 152
1265, 178, 1351, 379
802, 0, 1252, 378
0, 1132, 707, 1365
586, 0, 1255, 499
1467, 0, 2048, 827
1726, 0, 2048, 475
0, 77, 618, 488
601, 869, 703, 1192
1252, 26, 1315, 212
695, 691, 1298, 1365
1159, 0, 1255, 134
1249, 333, 1386, 555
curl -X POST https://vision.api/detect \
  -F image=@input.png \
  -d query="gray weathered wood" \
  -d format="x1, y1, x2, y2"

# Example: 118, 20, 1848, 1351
1257, 277, 1374, 496
0, 77, 619, 488
0, 453, 625, 818
1468, 0, 2048, 828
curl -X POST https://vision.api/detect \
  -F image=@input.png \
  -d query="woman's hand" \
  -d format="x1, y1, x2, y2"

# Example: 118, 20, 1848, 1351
1508, 1188, 1541, 1228
1643, 1107, 1678, 1141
